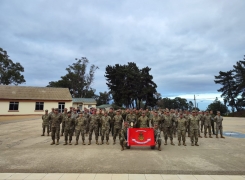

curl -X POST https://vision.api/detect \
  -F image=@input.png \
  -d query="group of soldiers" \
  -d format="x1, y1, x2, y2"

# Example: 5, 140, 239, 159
41, 107, 225, 151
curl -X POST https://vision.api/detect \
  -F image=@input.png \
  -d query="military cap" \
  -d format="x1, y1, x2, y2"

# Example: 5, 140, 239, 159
55, 108, 59, 111
45, 110, 48, 112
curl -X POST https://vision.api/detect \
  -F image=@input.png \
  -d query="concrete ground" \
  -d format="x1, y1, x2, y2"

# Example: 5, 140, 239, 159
0, 117, 244, 175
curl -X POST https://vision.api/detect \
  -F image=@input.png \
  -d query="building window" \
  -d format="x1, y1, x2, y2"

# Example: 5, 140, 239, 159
9, 102, 19, 110
35, 102, 44, 110
58, 102, 65, 113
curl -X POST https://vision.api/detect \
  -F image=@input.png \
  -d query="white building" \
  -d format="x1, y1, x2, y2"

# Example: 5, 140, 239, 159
72, 98, 97, 111
0, 85, 72, 115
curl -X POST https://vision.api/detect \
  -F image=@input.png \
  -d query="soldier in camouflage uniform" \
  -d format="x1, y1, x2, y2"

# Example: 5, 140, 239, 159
72, 108, 78, 136
200, 111, 205, 133
126, 109, 137, 128
97, 109, 103, 136
210, 110, 216, 135
151, 111, 162, 128
101, 111, 111, 145
75, 112, 87, 145
113, 110, 124, 144
188, 111, 199, 146
120, 122, 129, 151
138, 112, 149, 128
84, 108, 90, 136
48, 108, 55, 132
197, 111, 203, 138
176, 111, 188, 146
171, 109, 177, 137
88, 110, 100, 145
154, 124, 162, 151
204, 111, 213, 138
162, 110, 175, 145
41, 110, 50, 136
49, 108, 62, 145
214, 111, 225, 138
61, 108, 68, 136
63, 111, 75, 145
108, 108, 115, 136
184, 111, 191, 137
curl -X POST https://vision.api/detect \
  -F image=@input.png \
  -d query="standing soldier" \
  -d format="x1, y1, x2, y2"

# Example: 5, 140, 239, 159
210, 110, 216, 135
162, 110, 175, 145
197, 111, 203, 138
72, 108, 78, 136
171, 109, 177, 137
200, 111, 205, 133
75, 112, 87, 145
63, 111, 75, 145
153, 124, 162, 151
151, 111, 162, 128
176, 112, 188, 146
98, 109, 103, 136
113, 110, 124, 144
108, 108, 115, 136
214, 111, 225, 138
126, 109, 137, 128
84, 109, 90, 136
88, 110, 100, 145
101, 111, 111, 145
184, 111, 191, 137
49, 108, 62, 145
120, 122, 129, 151
188, 111, 200, 146
204, 111, 213, 138
41, 110, 50, 136
138, 112, 149, 128
61, 108, 68, 136
48, 108, 55, 132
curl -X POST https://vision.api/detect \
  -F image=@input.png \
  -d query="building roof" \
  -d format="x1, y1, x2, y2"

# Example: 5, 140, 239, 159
0, 85, 72, 101
96, 104, 112, 108
72, 98, 96, 104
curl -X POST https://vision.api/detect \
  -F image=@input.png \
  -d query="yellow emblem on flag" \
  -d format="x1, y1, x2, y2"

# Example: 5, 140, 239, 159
138, 132, 144, 141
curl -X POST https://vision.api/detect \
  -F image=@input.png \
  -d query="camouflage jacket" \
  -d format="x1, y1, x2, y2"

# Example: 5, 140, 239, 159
108, 112, 115, 123
154, 128, 161, 142
63, 116, 75, 130
42, 114, 49, 126
204, 114, 212, 126
113, 115, 123, 129
176, 117, 188, 131
188, 115, 199, 130
138, 116, 149, 128
49, 113, 62, 128
126, 114, 136, 126
151, 115, 162, 127
214, 115, 223, 126
88, 114, 100, 127
75, 117, 87, 131
162, 115, 175, 128
101, 116, 110, 130
120, 127, 128, 141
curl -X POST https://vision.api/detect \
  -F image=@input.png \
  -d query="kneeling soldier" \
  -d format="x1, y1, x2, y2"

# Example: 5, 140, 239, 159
75, 112, 87, 145
63, 111, 75, 145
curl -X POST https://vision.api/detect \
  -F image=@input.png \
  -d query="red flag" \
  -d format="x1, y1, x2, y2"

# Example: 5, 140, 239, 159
127, 128, 155, 146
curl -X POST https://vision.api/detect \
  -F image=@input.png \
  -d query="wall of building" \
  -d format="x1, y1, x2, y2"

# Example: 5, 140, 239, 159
0, 100, 72, 115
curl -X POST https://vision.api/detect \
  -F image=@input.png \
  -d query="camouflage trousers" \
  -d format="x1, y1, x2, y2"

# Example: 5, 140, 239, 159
186, 125, 190, 136
204, 125, 211, 136
109, 122, 114, 136
89, 125, 98, 141
101, 128, 109, 141
42, 125, 49, 134
155, 139, 162, 146
113, 127, 121, 140
97, 123, 102, 136
51, 127, 60, 140
61, 123, 64, 135
211, 121, 216, 134
172, 124, 177, 136
163, 127, 173, 141
216, 125, 223, 136
201, 121, 204, 132
75, 129, 85, 141
177, 129, 186, 142
64, 129, 73, 141
190, 129, 198, 143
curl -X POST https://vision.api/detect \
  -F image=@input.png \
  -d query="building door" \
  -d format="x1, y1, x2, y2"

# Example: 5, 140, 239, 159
58, 102, 65, 113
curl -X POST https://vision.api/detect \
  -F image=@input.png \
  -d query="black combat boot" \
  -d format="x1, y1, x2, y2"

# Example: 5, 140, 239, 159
209, 135, 213, 138
82, 140, 86, 145
50, 140, 55, 145
221, 135, 225, 138
88, 140, 91, 145
191, 141, 194, 146
69, 140, 72, 145
158, 145, 161, 151
113, 139, 116, 145
171, 140, 175, 146
63, 141, 67, 145
183, 141, 186, 146
106, 140, 109, 145
195, 142, 199, 146
56, 139, 59, 145
178, 141, 181, 146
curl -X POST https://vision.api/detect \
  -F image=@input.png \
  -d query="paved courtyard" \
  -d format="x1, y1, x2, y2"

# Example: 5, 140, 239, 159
0, 117, 245, 175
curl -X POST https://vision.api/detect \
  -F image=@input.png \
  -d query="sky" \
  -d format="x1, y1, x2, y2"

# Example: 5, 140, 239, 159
1, 0, 245, 110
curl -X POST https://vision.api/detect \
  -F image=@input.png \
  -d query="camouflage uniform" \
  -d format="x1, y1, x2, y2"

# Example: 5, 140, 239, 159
126, 113, 137, 128
49, 111, 62, 145
61, 111, 68, 136
88, 114, 100, 145
154, 126, 162, 151
108, 111, 115, 136
171, 112, 177, 137
75, 115, 87, 145
210, 112, 216, 135
200, 112, 204, 133
151, 115, 162, 128
41, 112, 50, 136
63, 115, 75, 145
71, 112, 78, 136
138, 115, 149, 128
176, 116, 188, 146
101, 115, 111, 144
48, 110, 54, 132
204, 113, 212, 138
162, 113, 175, 145
188, 113, 199, 146
113, 114, 124, 144
120, 125, 128, 151
98, 112, 103, 136
214, 114, 225, 138
84, 111, 90, 135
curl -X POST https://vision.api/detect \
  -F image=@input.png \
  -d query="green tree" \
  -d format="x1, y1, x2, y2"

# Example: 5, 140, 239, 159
206, 97, 229, 115
47, 57, 98, 98
188, 101, 194, 111
95, 91, 112, 106
0, 48, 26, 85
